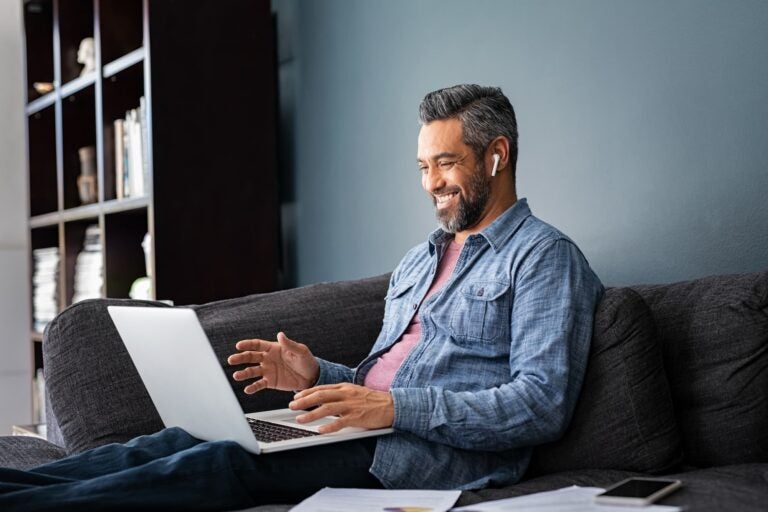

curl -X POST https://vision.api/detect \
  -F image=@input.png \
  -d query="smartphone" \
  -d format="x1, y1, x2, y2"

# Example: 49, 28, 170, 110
594, 477, 682, 506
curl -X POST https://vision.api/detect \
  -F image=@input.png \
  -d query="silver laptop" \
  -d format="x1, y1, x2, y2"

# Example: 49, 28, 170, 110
107, 306, 392, 454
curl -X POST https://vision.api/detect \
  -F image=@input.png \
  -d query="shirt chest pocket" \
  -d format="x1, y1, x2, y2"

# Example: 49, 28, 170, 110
449, 280, 510, 344
384, 279, 417, 336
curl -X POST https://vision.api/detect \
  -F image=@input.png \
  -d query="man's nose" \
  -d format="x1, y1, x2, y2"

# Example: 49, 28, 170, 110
422, 167, 445, 193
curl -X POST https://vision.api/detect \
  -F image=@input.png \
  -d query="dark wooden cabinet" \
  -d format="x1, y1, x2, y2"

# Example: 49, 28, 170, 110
22, 0, 280, 373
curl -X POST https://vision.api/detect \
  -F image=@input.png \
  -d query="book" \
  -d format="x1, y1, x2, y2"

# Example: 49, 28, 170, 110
114, 119, 125, 199
128, 107, 144, 196
114, 98, 148, 199
140, 96, 150, 194
72, 225, 103, 304
32, 246, 59, 333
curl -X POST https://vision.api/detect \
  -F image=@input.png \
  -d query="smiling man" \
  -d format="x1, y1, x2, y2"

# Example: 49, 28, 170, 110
0, 85, 603, 510
230, 84, 604, 489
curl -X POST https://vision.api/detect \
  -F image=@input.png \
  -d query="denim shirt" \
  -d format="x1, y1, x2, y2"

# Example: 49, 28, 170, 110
315, 198, 604, 490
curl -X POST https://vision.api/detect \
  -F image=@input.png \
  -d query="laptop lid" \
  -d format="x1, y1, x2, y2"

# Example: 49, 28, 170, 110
107, 306, 262, 454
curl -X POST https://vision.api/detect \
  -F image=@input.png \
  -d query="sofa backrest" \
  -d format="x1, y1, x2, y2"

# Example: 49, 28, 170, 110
194, 274, 390, 415
633, 271, 768, 467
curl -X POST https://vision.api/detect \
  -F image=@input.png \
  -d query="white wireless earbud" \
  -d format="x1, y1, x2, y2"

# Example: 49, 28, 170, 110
491, 153, 501, 177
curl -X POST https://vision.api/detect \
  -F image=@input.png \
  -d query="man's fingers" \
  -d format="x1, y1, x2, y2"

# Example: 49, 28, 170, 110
232, 365, 264, 381
293, 383, 343, 399
317, 417, 347, 434
290, 388, 347, 410
277, 332, 305, 351
295, 403, 344, 424
227, 351, 265, 366
244, 378, 269, 394
235, 339, 273, 351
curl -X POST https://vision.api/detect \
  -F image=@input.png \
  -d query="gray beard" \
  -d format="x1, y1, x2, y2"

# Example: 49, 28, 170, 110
435, 165, 491, 234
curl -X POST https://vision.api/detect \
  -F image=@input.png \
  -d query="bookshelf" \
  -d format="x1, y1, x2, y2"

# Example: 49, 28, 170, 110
22, 0, 280, 415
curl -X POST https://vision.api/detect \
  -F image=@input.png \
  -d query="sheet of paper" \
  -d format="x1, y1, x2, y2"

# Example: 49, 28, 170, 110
291, 487, 461, 512
452, 486, 680, 512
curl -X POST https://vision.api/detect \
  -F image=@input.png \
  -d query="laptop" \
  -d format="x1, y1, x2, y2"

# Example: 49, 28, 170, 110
107, 306, 393, 454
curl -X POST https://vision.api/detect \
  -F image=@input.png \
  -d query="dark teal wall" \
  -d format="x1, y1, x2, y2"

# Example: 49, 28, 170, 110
274, 0, 768, 286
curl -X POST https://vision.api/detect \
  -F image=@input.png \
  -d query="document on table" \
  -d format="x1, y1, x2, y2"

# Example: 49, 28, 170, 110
452, 486, 681, 512
290, 487, 461, 512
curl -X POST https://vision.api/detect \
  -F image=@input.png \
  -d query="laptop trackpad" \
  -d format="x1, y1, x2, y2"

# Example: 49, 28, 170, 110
247, 408, 365, 433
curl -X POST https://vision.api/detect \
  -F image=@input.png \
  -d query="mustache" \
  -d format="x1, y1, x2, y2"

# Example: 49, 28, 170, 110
431, 186, 462, 198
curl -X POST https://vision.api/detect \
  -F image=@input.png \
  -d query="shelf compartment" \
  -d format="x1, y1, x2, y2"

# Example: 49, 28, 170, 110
61, 84, 97, 210
58, 0, 94, 85
102, 62, 145, 201
104, 208, 150, 299
27, 105, 58, 217
63, 218, 102, 306
30, 225, 61, 335
99, 0, 143, 65
23, 0, 54, 103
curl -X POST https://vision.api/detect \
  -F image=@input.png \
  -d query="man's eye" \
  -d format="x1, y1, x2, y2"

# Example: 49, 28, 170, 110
439, 161, 454, 168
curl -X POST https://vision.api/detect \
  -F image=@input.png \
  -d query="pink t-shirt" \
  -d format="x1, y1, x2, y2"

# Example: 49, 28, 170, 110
364, 240, 462, 391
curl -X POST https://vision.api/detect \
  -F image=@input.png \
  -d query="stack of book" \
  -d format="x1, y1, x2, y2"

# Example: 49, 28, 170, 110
113, 96, 149, 199
72, 225, 103, 303
32, 247, 59, 333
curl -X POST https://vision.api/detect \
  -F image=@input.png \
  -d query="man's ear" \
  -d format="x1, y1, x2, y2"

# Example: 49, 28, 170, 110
486, 136, 510, 175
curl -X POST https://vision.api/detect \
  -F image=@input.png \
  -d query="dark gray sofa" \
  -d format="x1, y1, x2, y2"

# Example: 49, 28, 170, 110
2, 271, 767, 511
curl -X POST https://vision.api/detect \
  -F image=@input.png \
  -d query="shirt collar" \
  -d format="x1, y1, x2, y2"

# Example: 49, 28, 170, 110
428, 198, 532, 255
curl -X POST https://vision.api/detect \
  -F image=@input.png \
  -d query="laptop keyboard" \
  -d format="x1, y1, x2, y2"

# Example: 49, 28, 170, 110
247, 418, 320, 443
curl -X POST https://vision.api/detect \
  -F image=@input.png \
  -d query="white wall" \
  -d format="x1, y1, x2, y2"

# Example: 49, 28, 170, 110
0, 1, 32, 433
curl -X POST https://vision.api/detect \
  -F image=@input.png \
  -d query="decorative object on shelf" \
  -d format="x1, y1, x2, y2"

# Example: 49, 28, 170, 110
114, 98, 148, 199
33, 82, 54, 95
32, 246, 59, 333
129, 276, 152, 300
77, 145, 97, 204
129, 233, 153, 300
72, 225, 103, 303
142, 232, 152, 277
77, 37, 96, 76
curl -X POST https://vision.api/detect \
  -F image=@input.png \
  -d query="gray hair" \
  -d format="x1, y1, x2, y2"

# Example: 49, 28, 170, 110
418, 84, 518, 178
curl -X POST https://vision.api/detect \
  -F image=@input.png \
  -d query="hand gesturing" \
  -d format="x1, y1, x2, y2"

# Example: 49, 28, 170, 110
227, 332, 319, 393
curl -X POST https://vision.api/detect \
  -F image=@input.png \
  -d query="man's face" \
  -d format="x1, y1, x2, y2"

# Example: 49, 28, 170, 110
417, 119, 491, 234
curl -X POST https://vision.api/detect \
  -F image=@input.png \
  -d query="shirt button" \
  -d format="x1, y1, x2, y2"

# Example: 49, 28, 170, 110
413, 303, 418, 310
477, 288, 485, 297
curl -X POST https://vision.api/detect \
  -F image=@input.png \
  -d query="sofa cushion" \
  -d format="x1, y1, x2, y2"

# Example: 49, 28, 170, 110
458, 464, 768, 512
527, 287, 682, 476
0, 436, 66, 470
633, 271, 768, 467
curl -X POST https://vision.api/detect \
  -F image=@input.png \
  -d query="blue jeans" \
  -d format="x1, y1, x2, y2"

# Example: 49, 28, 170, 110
0, 427, 381, 511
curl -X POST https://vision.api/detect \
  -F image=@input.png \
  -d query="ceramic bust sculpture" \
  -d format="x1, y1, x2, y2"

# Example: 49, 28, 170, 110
77, 37, 96, 76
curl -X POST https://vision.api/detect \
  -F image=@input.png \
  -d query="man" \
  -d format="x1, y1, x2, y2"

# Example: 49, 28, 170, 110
0, 84, 602, 510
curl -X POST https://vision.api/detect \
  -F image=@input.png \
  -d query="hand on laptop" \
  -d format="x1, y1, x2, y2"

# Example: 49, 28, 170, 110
289, 383, 395, 434
228, 332, 320, 394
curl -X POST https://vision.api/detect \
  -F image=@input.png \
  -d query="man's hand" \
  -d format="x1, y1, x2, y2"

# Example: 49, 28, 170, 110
227, 332, 319, 393
289, 383, 394, 434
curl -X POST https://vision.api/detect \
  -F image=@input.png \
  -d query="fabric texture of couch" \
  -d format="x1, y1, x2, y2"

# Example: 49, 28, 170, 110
1, 271, 766, 511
